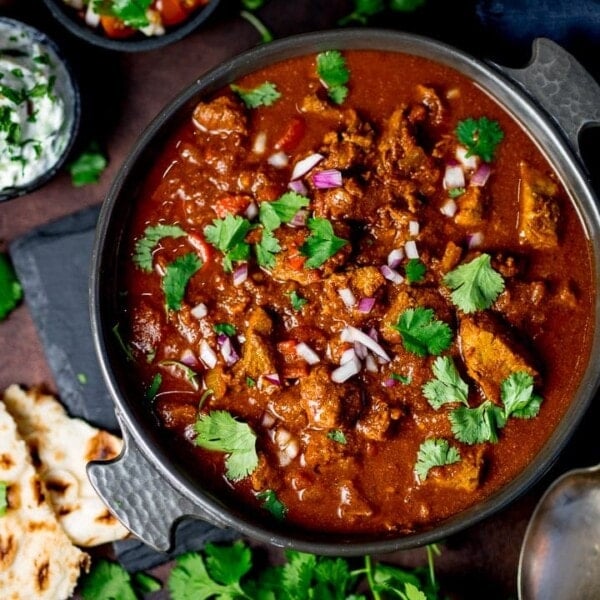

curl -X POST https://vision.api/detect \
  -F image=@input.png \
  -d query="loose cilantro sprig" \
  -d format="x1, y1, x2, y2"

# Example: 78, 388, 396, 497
0, 481, 7, 516
239, 9, 273, 44
133, 223, 187, 272
0, 253, 23, 321
213, 323, 236, 337
300, 217, 348, 268
327, 429, 347, 444
394, 307, 453, 357
338, 0, 384, 25
255, 228, 281, 269
259, 192, 309, 231
455, 117, 504, 162
80, 559, 137, 600
316, 51, 350, 104
195, 410, 258, 482
67, 141, 108, 187
231, 82, 281, 108
204, 214, 251, 272
501, 371, 542, 419
162, 253, 202, 311
422, 356, 469, 409
450, 400, 506, 445
256, 489, 288, 521
288, 290, 307, 311
443, 253, 504, 313
414, 438, 461, 483
406, 258, 426, 283
92, 0, 152, 28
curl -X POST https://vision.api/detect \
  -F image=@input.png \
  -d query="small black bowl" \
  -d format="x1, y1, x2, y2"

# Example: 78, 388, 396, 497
41, 0, 222, 53
0, 17, 80, 203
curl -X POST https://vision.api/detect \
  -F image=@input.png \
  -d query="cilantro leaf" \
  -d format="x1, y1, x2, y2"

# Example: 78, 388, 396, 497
257, 489, 288, 521
390, 0, 426, 11
288, 290, 307, 311
133, 223, 187, 272
213, 323, 236, 337
195, 410, 259, 481
255, 228, 281, 269
239, 9, 273, 44
204, 214, 251, 272
450, 400, 506, 445
67, 141, 107, 187
281, 551, 318, 598
162, 253, 202, 311
0, 253, 23, 321
112, 323, 134, 361
300, 217, 348, 268
338, 0, 385, 26
313, 557, 355, 598
448, 187, 465, 198
0, 481, 7, 516
205, 541, 253, 585
456, 117, 504, 162
80, 559, 137, 600
443, 253, 504, 313
406, 258, 426, 283
145, 373, 162, 401
391, 372, 411, 385
132, 572, 162, 595
394, 307, 453, 357
231, 82, 281, 108
259, 192, 310, 231
327, 429, 347, 444
414, 438, 461, 482
92, 0, 151, 28
372, 563, 428, 599
241, 0, 265, 8
316, 51, 350, 105
422, 356, 469, 409
501, 371, 543, 419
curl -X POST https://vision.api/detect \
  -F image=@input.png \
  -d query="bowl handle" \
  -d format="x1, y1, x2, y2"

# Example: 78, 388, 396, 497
496, 38, 600, 162
87, 420, 226, 552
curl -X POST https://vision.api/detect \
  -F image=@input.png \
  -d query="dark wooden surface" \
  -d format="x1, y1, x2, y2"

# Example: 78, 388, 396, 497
1, 1, 599, 598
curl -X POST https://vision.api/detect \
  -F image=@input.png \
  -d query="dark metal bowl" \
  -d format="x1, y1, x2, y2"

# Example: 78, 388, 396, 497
41, 0, 221, 53
0, 17, 80, 203
89, 29, 600, 555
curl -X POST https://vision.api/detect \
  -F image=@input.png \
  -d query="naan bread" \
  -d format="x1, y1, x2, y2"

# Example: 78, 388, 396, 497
2, 385, 129, 547
0, 400, 90, 599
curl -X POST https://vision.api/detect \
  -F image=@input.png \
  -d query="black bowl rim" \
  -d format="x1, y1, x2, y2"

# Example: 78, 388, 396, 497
41, 0, 222, 53
91, 28, 600, 555
0, 17, 81, 203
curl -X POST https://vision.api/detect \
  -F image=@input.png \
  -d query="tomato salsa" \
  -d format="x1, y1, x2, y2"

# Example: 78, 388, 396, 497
117, 50, 594, 535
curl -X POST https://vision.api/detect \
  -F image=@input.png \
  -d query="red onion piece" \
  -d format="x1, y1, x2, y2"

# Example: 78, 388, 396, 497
312, 169, 342, 189
199, 340, 217, 369
368, 327, 378, 341
191, 302, 208, 319
340, 348, 357, 365
289, 209, 308, 228
470, 163, 492, 187
443, 164, 466, 190
219, 336, 239, 366
338, 287, 356, 308
331, 355, 362, 383
409, 220, 420, 237
180, 349, 199, 367
365, 354, 378, 373
405, 240, 419, 259
341, 326, 391, 362
468, 231, 484, 248
252, 132, 267, 154
268, 151, 289, 168
263, 373, 281, 386
383, 377, 397, 388
291, 153, 324, 180
387, 248, 404, 269
357, 297, 376, 314
232, 263, 248, 287
288, 180, 308, 196
353, 342, 368, 360
455, 145, 478, 171
380, 264, 404, 285
296, 342, 320, 365
440, 198, 458, 217
245, 201, 258, 220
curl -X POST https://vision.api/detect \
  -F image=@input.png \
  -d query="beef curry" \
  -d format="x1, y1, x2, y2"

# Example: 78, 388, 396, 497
117, 50, 594, 535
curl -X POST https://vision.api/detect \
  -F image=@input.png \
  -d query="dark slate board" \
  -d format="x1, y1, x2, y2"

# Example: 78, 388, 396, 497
9, 206, 237, 571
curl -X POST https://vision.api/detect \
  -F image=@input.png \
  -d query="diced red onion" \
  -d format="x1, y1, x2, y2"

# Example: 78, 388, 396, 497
252, 132, 267, 154
312, 169, 342, 189
470, 163, 492, 187
180, 349, 198, 367
383, 377, 397, 388
365, 354, 378, 373
245, 201, 258, 220
340, 348, 357, 365
440, 198, 458, 217
237, 334, 246, 344
296, 342, 320, 365
338, 287, 356, 308
387, 248, 404, 269
368, 327, 379, 342
288, 180, 308, 195
409, 220, 420, 237
331, 355, 362, 383
357, 297, 376, 314
262, 412, 275, 428
264, 373, 281, 386
268, 151, 289, 168
289, 209, 308, 227
455, 145, 478, 171
443, 164, 466, 190
468, 231, 484, 248
85, 4, 100, 26
275, 427, 292, 446
232, 263, 248, 287
219, 336, 239, 366
291, 153, 324, 180
340, 325, 391, 362
191, 302, 208, 319
353, 342, 368, 360
405, 240, 419, 259
199, 340, 217, 369
380, 264, 404, 285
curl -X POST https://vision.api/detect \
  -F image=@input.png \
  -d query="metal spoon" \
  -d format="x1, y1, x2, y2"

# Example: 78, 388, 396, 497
518, 464, 600, 600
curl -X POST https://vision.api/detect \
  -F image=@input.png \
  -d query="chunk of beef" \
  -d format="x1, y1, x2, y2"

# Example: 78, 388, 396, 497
459, 313, 538, 403
156, 400, 197, 430
438, 241, 463, 275
495, 281, 547, 328
518, 161, 560, 249
299, 365, 362, 428
129, 301, 163, 356
455, 186, 486, 228
371, 205, 416, 249
319, 117, 375, 172
356, 397, 393, 441
313, 177, 364, 220
414, 84, 445, 127
427, 446, 486, 492
237, 308, 277, 379
192, 96, 247, 136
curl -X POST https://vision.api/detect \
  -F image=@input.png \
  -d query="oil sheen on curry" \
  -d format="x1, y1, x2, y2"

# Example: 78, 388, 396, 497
118, 50, 594, 535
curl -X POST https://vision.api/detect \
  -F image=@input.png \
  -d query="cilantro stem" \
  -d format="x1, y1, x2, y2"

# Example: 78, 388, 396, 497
240, 10, 273, 43
364, 555, 382, 600
426, 543, 441, 588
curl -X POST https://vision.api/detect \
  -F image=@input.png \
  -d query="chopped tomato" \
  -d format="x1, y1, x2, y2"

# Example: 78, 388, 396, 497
287, 254, 306, 271
187, 232, 214, 264
100, 16, 136, 39
214, 195, 251, 218
277, 340, 298, 356
274, 117, 306, 153
154, 0, 208, 26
